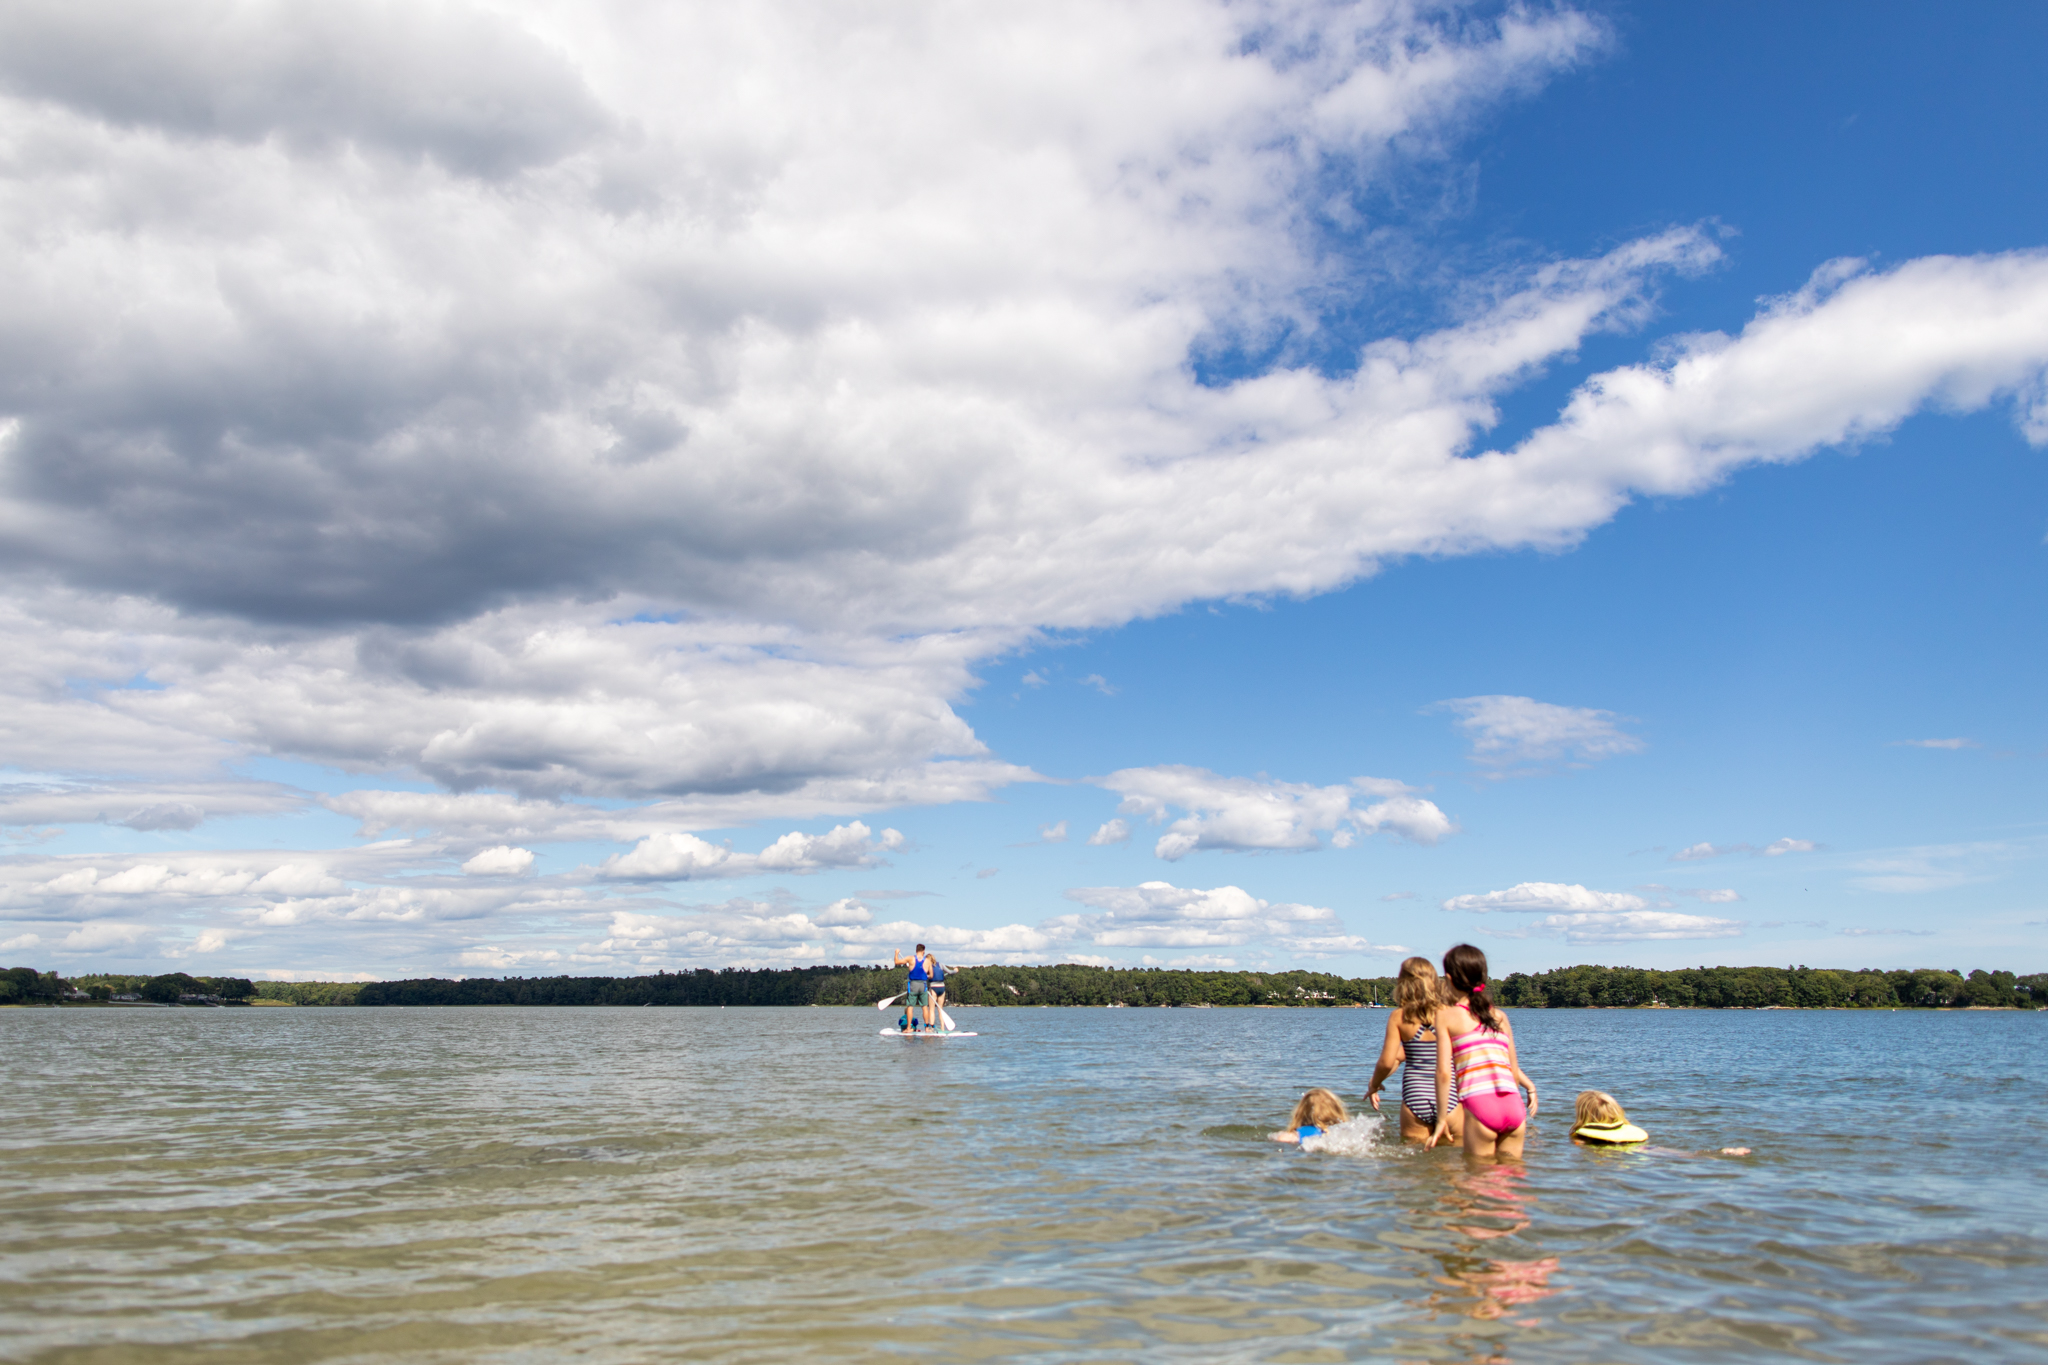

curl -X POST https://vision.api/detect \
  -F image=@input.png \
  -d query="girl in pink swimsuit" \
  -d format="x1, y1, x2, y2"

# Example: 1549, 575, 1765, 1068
1428, 944, 1539, 1158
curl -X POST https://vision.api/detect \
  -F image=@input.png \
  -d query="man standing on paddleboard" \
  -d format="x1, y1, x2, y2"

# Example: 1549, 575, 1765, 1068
893, 944, 932, 1032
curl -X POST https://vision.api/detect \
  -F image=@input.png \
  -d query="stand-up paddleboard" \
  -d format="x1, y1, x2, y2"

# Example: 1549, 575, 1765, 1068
880, 1027, 978, 1038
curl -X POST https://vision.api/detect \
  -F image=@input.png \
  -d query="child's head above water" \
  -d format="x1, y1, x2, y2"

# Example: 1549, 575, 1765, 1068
1394, 955, 1442, 1024
1574, 1091, 1628, 1129
1291, 1087, 1348, 1130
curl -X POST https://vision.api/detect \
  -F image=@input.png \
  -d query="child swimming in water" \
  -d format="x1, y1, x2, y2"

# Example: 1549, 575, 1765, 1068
1571, 1091, 1647, 1145
1571, 1090, 1752, 1155
1269, 1087, 1349, 1145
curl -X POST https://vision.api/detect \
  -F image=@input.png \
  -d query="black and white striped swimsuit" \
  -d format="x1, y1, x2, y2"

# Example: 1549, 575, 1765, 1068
1401, 1022, 1460, 1125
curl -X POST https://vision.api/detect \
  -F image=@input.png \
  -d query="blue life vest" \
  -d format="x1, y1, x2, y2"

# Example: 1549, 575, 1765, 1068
908, 957, 929, 982
929, 959, 945, 983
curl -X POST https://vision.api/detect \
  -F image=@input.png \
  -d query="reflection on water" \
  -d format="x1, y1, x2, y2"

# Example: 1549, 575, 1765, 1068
3, 1006, 2044, 1363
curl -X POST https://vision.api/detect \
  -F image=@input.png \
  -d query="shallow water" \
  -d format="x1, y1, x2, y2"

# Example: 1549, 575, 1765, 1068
4, 1006, 2044, 1363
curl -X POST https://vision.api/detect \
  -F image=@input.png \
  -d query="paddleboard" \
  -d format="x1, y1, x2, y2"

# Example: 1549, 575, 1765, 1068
880, 1028, 978, 1038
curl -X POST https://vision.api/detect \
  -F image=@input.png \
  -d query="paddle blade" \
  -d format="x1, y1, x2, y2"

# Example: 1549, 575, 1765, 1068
938, 1005, 957, 1031
875, 993, 903, 1011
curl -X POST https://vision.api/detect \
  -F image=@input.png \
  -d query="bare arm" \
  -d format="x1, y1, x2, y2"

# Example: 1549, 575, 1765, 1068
1501, 1014, 1538, 1118
1268, 1128, 1301, 1144
1365, 1009, 1406, 1109
1427, 1008, 1456, 1148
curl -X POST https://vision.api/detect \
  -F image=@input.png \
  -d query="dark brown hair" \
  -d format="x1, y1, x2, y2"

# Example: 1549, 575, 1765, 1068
1442, 943, 1502, 1030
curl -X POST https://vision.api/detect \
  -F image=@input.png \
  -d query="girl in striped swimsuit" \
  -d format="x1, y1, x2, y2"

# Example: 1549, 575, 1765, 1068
1365, 956, 1463, 1143
1430, 944, 1538, 1158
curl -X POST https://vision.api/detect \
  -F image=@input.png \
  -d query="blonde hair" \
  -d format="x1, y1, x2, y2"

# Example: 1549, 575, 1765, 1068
1393, 955, 1441, 1026
1574, 1091, 1628, 1128
1290, 1087, 1349, 1130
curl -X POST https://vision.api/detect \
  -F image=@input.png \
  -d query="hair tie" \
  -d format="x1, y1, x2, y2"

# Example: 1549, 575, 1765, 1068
1472, 983, 1484, 992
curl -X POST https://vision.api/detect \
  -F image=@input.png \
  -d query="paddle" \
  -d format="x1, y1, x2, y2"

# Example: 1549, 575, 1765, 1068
938, 1004, 958, 1032
875, 993, 903, 1011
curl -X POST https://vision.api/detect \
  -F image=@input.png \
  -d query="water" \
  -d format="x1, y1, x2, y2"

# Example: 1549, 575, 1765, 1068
4, 1006, 2043, 1363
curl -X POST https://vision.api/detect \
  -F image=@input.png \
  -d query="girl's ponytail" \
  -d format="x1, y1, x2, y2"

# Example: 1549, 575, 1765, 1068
1442, 943, 1502, 1030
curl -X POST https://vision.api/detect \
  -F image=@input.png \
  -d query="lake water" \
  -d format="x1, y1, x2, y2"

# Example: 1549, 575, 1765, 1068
4, 1006, 2044, 1363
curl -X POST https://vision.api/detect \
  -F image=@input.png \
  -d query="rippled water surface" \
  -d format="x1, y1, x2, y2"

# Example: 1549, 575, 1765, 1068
5, 1006, 2045, 1363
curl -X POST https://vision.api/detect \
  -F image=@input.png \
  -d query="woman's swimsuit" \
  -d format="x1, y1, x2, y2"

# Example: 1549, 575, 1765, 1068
1400, 1021, 1460, 1126
1451, 1022, 1527, 1134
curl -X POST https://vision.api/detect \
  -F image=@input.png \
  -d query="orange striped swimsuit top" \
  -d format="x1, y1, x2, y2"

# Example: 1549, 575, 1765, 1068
1450, 1025, 1517, 1098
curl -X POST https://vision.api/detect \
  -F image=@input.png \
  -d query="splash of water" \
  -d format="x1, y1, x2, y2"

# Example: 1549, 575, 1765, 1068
1300, 1115, 1387, 1156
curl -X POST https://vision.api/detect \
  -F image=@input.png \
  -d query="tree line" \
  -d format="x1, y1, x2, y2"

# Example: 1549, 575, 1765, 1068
1493, 964, 2043, 1010
10, 962, 2043, 1009
6, 970, 258, 1004
349, 962, 2041, 1008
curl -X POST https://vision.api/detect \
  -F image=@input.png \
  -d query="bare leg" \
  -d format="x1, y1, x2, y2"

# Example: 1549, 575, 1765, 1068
1400, 1104, 1432, 1142
1403, 1103, 1464, 1143
1463, 1114, 1527, 1158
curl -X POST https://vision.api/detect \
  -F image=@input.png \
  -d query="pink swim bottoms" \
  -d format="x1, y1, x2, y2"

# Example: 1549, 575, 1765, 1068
1461, 1090, 1527, 1135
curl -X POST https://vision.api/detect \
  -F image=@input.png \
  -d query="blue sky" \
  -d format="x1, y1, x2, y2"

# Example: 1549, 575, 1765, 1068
0, 0, 2042, 978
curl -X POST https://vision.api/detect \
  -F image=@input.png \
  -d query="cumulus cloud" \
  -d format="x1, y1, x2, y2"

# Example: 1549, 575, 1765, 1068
1088, 818, 1132, 846
1100, 766, 1452, 860
1432, 695, 1644, 771
597, 821, 904, 881
1059, 880, 1400, 955
2, 1, 2045, 970
1441, 882, 1648, 913
461, 846, 535, 876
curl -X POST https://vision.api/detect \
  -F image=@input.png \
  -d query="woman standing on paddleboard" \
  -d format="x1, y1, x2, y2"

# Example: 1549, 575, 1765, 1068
925, 953, 947, 1030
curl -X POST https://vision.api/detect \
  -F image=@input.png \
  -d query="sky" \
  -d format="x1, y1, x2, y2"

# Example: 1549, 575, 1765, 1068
1, 0, 2044, 982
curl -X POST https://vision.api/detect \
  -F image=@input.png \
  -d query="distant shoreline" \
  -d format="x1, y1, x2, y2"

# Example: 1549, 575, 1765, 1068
14, 962, 2040, 1011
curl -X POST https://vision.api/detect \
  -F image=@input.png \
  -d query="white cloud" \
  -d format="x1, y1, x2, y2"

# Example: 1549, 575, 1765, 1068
461, 846, 536, 876
1637, 883, 1743, 904
1038, 821, 1068, 844
1088, 818, 1131, 846
1079, 675, 1117, 696
1675, 837, 1817, 861
0, 776, 308, 831
1891, 738, 1979, 750
1058, 880, 1400, 957
0, 2, 2044, 972
1524, 910, 1743, 943
597, 821, 904, 881
1100, 765, 1452, 860
1442, 882, 1648, 913
1433, 695, 1644, 771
